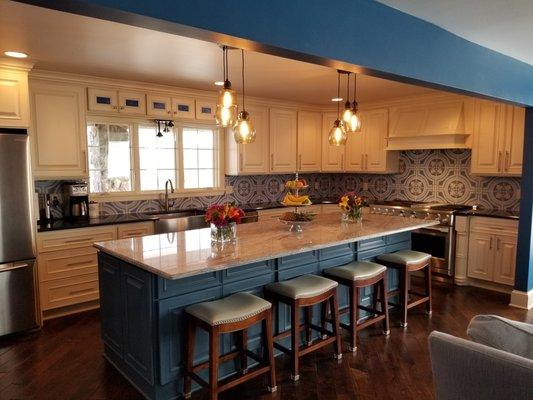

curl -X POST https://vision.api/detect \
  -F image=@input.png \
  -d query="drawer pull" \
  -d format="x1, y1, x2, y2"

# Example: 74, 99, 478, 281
64, 237, 94, 244
66, 260, 92, 267
69, 288, 96, 296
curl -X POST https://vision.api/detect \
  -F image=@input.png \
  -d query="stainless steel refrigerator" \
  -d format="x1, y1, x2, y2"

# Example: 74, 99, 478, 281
0, 128, 38, 336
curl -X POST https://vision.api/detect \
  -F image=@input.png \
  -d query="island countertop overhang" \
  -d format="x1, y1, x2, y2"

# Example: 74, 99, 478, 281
94, 213, 439, 280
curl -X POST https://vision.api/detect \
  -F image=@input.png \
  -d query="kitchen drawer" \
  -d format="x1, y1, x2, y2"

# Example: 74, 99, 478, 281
37, 226, 116, 253
469, 217, 518, 235
117, 221, 154, 239
38, 247, 98, 281
319, 243, 354, 260
223, 260, 273, 282
156, 271, 222, 299
278, 251, 319, 270
357, 236, 386, 252
40, 273, 99, 310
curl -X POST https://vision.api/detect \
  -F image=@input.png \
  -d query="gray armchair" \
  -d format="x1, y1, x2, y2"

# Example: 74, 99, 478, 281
429, 315, 533, 400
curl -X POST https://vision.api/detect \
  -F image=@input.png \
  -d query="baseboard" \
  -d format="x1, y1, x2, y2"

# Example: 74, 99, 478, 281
509, 289, 533, 310
456, 277, 513, 294
42, 300, 100, 321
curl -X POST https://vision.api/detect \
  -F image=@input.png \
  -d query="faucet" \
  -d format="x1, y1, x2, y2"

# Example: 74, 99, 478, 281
164, 179, 175, 211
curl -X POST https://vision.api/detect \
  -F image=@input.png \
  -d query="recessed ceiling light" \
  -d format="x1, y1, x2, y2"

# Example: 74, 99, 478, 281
331, 97, 343, 102
214, 81, 224, 86
4, 51, 28, 59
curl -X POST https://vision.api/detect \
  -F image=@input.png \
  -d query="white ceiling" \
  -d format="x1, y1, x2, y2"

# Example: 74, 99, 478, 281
378, 0, 533, 66
0, 1, 435, 106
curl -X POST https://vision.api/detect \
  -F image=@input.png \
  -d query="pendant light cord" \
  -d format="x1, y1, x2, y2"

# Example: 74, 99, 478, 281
337, 72, 340, 117
241, 49, 245, 110
222, 46, 226, 81
346, 73, 350, 103
353, 73, 357, 104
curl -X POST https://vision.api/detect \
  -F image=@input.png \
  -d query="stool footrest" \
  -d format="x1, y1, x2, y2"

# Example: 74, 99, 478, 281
406, 296, 430, 310
217, 364, 272, 393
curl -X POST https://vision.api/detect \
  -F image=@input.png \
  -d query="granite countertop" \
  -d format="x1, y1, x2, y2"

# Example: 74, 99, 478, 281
456, 209, 519, 220
94, 210, 439, 280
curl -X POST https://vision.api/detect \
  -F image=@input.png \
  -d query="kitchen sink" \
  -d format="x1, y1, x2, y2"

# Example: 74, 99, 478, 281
152, 210, 259, 234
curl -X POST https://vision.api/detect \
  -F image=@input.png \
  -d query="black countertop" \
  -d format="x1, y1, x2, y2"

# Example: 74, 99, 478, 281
455, 209, 519, 220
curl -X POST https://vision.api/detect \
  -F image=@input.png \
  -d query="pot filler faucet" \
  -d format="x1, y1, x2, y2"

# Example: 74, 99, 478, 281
164, 179, 175, 211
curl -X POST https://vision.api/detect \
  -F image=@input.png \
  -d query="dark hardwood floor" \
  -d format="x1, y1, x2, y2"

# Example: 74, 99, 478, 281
1, 284, 531, 400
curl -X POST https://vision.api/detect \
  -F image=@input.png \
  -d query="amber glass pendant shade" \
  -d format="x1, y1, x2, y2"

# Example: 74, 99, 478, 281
215, 104, 237, 127
342, 100, 354, 126
348, 109, 362, 133
233, 110, 256, 144
328, 119, 347, 146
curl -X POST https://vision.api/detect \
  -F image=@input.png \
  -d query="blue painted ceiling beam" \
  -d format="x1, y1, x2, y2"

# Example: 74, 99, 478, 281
17, 0, 533, 106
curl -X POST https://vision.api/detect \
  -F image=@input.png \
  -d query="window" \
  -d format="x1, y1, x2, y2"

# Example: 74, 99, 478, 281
86, 120, 220, 196
138, 125, 177, 191
182, 127, 216, 189
87, 123, 132, 193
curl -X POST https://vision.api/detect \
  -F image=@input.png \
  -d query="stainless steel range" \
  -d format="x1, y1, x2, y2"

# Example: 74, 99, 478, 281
369, 200, 473, 278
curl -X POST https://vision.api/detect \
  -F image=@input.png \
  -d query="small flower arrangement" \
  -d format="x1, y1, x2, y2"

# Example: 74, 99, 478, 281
205, 203, 244, 242
339, 192, 365, 223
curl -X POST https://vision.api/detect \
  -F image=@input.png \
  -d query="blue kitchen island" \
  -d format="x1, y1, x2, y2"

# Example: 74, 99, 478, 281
95, 211, 438, 400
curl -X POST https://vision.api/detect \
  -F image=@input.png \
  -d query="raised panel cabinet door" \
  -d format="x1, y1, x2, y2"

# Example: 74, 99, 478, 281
87, 87, 118, 112
504, 106, 524, 176
471, 100, 505, 175
321, 112, 345, 171
466, 232, 495, 281
171, 96, 195, 119
297, 111, 322, 172
240, 104, 270, 173
146, 94, 172, 117
364, 109, 393, 172
493, 234, 517, 286
269, 108, 297, 173
118, 90, 146, 115
0, 68, 29, 127
344, 123, 364, 171
30, 81, 87, 178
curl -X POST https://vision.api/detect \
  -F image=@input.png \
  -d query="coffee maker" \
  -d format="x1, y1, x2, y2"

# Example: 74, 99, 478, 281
67, 183, 89, 217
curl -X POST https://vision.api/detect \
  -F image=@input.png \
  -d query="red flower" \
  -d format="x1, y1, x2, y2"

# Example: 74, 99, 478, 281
205, 203, 245, 227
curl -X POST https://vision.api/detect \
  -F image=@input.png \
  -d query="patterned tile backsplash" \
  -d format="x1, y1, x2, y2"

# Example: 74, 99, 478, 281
35, 149, 521, 217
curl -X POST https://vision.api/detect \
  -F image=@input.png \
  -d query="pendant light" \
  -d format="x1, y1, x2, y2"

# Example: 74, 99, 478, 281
215, 46, 238, 127
348, 73, 362, 133
342, 73, 354, 126
328, 72, 348, 146
233, 49, 256, 144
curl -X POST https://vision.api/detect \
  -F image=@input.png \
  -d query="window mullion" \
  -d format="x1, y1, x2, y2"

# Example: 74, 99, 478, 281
176, 125, 185, 190
131, 122, 140, 193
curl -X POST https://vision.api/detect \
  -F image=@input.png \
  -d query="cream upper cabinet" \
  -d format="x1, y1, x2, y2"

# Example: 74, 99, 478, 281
471, 100, 524, 176
147, 94, 196, 119
321, 112, 345, 171
0, 65, 30, 128
88, 87, 146, 115
466, 217, 518, 286
225, 104, 270, 174
30, 80, 87, 178
345, 108, 398, 173
269, 108, 297, 173
297, 111, 322, 172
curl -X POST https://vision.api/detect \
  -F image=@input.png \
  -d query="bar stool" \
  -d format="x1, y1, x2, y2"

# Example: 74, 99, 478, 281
376, 250, 432, 327
264, 274, 342, 381
184, 292, 276, 400
323, 261, 390, 352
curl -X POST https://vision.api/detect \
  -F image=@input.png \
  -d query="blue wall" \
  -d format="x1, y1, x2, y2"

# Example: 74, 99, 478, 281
22, 0, 533, 106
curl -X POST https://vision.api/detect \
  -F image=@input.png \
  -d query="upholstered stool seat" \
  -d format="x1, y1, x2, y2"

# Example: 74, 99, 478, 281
325, 261, 386, 282
324, 261, 390, 351
377, 250, 431, 267
184, 293, 276, 400
377, 249, 432, 328
264, 274, 342, 381
186, 292, 271, 327
265, 274, 338, 300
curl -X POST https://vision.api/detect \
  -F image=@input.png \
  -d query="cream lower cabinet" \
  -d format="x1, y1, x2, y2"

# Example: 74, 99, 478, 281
0, 63, 31, 128
269, 108, 297, 173
471, 100, 525, 176
225, 104, 270, 174
466, 217, 518, 286
321, 112, 345, 171
37, 222, 154, 319
297, 111, 322, 172
30, 80, 88, 178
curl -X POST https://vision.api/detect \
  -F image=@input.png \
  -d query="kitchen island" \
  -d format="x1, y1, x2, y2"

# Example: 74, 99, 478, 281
95, 211, 438, 400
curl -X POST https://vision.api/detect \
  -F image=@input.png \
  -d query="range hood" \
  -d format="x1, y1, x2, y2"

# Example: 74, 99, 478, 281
386, 97, 473, 150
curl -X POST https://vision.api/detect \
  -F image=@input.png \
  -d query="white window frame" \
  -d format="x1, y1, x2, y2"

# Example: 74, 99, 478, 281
87, 116, 226, 201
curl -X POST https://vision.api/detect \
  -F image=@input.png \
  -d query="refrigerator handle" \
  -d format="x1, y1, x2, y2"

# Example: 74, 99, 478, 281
0, 262, 29, 272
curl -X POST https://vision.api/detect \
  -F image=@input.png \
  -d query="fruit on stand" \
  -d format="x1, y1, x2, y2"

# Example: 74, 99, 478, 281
285, 178, 307, 189
282, 193, 312, 206
280, 211, 316, 222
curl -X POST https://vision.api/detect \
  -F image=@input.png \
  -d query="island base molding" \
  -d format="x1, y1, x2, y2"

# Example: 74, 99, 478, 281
509, 289, 533, 310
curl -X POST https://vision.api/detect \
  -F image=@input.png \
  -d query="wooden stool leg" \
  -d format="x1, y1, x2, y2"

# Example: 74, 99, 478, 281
320, 301, 328, 339
425, 264, 433, 316
305, 306, 313, 346
381, 274, 390, 335
264, 312, 277, 392
290, 302, 300, 381
209, 329, 220, 400
348, 285, 357, 352
184, 317, 196, 399
372, 282, 379, 314
236, 329, 248, 373
400, 268, 409, 328
330, 293, 343, 359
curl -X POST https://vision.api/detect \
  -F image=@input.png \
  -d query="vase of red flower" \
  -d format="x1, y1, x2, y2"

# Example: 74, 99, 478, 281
205, 203, 244, 243
338, 192, 365, 224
